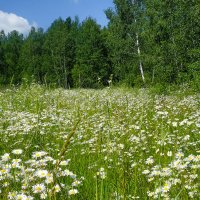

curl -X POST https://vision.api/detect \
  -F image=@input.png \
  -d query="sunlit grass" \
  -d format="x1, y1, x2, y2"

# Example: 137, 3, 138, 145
0, 84, 199, 199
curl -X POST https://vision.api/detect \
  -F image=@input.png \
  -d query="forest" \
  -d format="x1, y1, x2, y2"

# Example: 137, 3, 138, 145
0, 0, 200, 90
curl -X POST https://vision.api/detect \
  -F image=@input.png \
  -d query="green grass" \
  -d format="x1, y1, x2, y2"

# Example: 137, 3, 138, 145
0, 84, 200, 199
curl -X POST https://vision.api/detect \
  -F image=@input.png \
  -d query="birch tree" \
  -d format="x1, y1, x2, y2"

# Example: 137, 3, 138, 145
131, 0, 145, 83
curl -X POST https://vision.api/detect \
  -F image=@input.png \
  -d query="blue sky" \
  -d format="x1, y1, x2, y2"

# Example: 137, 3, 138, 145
0, 0, 114, 34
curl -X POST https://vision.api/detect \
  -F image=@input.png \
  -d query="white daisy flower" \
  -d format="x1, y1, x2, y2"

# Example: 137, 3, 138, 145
32, 183, 46, 193
68, 189, 78, 195
12, 149, 23, 155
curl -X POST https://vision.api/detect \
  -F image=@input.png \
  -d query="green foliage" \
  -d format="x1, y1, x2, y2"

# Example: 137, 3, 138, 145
42, 17, 78, 88
19, 27, 45, 83
0, 31, 6, 84
72, 18, 109, 88
0, 0, 200, 90
3, 31, 23, 84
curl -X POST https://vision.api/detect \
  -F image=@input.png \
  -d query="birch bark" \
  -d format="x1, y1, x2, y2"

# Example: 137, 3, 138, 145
132, 0, 145, 83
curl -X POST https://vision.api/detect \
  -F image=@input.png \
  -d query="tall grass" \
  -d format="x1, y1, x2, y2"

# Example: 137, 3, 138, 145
0, 84, 199, 199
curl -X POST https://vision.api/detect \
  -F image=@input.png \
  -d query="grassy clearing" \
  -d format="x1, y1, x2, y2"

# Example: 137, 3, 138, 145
0, 84, 200, 199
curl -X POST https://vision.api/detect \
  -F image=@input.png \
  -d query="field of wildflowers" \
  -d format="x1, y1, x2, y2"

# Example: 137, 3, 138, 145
0, 84, 199, 199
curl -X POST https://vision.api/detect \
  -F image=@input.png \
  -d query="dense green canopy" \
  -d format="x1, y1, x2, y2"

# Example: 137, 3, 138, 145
0, 0, 199, 89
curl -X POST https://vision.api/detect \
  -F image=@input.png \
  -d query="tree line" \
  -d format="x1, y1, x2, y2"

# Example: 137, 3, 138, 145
0, 0, 200, 89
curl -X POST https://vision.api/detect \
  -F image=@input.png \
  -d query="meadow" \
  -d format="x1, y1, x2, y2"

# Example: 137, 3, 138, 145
0, 84, 199, 200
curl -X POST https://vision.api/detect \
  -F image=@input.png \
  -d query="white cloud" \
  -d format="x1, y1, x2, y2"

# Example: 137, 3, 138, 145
0, 10, 37, 35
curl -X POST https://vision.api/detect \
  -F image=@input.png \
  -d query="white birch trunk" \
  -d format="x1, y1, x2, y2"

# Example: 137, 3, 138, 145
136, 32, 145, 83
132, 0, 145, 83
